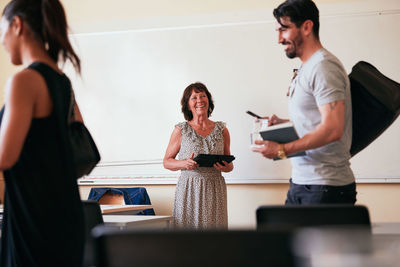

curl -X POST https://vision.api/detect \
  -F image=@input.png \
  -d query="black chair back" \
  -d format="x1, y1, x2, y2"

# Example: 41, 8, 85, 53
82, 200, 104, 267
256, 204, 371, 230
92, 226, 295, 267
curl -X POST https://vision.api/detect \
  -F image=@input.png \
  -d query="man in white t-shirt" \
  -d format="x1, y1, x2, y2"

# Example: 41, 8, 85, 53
252, 0, 356, 204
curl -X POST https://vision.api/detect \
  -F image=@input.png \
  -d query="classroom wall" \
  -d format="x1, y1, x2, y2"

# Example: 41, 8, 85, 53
69, 0, 400, 227
0, 0, 399, 226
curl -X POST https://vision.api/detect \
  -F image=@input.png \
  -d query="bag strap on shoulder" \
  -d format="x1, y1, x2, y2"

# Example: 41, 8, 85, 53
68, 89, 76, 124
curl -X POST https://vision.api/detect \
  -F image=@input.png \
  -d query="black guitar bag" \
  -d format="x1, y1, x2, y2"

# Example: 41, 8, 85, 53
349, 61, 400, 156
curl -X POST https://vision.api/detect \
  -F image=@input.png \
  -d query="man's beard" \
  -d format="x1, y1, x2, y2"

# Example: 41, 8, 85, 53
286, 48, 297, 59
284, 35, 303, 59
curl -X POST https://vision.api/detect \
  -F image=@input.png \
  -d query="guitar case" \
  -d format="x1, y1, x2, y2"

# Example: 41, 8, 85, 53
349, 61, 400, 156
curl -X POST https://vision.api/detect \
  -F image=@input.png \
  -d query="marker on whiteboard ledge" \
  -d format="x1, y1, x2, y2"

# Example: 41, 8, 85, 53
79, 180, 94, 183
246, 110, 263, 119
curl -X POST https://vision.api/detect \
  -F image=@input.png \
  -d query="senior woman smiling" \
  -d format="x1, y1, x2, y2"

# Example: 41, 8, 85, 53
163, 82, 233, 229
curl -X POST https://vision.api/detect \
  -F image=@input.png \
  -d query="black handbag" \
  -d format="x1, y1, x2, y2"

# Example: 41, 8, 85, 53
349, 61, 400, 157
69, 90, 101, 177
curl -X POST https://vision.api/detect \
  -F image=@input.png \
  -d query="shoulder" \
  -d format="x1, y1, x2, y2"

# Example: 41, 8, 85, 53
215, 121, 226, 129
167, 125, 182, 142
307, 49, 348, 86
175, 121, 188, 131
219, 122, 230, 142
11, 68, 45, 85
310, 49, 346, 75
215, 121, 228, 133
6, 69, 46, 99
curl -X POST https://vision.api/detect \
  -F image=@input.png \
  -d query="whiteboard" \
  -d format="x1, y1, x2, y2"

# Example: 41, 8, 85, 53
68, 9, 400, 184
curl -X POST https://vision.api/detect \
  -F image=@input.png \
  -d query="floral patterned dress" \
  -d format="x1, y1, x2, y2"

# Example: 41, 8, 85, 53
173, 121, 228, 229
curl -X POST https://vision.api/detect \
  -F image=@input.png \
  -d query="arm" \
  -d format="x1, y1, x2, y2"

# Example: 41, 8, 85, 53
163, 126, 198, 171
0, 71, 38, 170
253, 100, 345, 159
284, 100, 345, 154
214, 127, 234, 172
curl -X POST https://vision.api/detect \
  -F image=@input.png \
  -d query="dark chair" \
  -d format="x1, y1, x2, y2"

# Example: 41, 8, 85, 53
88, 187, 155, 215
256, 204, 371, 230
92, 226, 296, 267
82, 200, 104, 267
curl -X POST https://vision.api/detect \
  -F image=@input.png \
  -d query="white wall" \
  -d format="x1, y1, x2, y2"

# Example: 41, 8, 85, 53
69, 0, 400, 184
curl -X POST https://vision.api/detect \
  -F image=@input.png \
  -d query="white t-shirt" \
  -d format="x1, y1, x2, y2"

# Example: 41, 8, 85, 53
288, 48, 355, 185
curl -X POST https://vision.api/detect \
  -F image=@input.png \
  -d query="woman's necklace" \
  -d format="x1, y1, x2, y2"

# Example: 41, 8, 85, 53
191, 122, 209, 131
196, 125, 207, 131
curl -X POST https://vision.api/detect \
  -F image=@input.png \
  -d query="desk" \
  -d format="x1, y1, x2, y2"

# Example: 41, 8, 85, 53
103, 215, 172, 230
294, 225, 400, 267
100, 205, 153, 215
372, 222, 400, 235
0, 205, 152, 216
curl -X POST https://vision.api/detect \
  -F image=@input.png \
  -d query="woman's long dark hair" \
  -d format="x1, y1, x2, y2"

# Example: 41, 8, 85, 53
3, 0, 81, 73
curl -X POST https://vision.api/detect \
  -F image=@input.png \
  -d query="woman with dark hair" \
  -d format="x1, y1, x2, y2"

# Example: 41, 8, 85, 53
163, 82, 233, 229
0, 0, 85, 266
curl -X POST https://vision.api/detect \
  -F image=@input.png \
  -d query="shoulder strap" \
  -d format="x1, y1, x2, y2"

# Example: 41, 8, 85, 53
68, 89, 76, 123
215, 121, 226, 133
28, 62, 73, 123
27, 62, 53, 87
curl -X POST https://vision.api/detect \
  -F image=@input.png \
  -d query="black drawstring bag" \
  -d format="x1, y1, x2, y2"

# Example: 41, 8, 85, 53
349, 61, 400, 157
69, 91, 101, 177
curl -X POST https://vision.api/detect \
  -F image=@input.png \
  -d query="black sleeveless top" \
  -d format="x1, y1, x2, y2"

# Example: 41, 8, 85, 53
0, 62, 85, 267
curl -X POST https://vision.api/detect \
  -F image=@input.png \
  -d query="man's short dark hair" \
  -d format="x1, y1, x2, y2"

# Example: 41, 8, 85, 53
273, 0, 320, 39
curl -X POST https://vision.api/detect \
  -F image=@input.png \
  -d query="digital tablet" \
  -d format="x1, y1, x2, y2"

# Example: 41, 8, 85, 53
193, 154, 235, 167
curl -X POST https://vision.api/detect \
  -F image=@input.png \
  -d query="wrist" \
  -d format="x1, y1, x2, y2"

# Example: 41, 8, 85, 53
180, 160, 187, 170
277, 144, 287, 159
